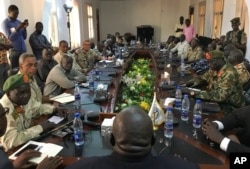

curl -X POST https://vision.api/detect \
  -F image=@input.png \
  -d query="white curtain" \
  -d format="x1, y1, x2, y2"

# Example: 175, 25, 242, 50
70, 0, 81, 48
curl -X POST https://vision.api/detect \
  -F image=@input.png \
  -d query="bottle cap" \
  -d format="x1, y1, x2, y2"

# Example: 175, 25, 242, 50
166, 107, 172, 111
196, 99, 201, 104
184, 94, 188, 97
74, 112, 80, 117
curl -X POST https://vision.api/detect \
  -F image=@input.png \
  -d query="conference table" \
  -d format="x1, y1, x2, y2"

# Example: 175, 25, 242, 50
14, 47, 230, 169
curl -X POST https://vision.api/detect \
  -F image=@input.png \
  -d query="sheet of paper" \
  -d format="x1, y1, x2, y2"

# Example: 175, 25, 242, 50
50, 93, 75, 104
9, 140, 63, 164
48, 116, 64, 124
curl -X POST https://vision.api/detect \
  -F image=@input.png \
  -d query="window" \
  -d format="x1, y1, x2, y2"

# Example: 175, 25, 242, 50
212, 0, 224, 38
198, 1, 206, 36
87, 4, 94, 39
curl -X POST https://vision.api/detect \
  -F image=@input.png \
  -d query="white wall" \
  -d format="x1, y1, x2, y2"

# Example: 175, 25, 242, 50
100, 0, 189, 42
245, 0, 250, 59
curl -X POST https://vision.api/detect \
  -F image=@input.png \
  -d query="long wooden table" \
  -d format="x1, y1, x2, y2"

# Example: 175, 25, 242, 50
10, 48, 230, 169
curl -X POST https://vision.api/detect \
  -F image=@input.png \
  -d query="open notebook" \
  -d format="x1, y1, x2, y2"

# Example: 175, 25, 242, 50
50, 93, 75, 104
9, 140, 63, 164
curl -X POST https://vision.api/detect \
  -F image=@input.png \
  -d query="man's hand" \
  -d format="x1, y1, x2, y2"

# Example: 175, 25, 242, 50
40, 121, 56, 132
36, 156, 63, 169
13, 149, 41, 169
202, 120, 224, 144
54, 107, 68, 118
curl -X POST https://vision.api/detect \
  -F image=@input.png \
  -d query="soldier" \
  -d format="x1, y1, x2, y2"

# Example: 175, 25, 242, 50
0, 74, 56, 150
184, 50, 245, 112
74, 40, 102, 72
227, 49, 250, 87
184, 37, 203, 62
225, 17, 247, 54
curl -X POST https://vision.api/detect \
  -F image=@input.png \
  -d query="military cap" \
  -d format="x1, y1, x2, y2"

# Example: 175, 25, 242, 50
230, 17, 240, 24
206, 50, 224, 60
3, 74, 29, 92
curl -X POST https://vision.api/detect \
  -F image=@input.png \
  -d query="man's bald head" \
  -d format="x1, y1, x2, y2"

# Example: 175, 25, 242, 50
112, 106, 153, 157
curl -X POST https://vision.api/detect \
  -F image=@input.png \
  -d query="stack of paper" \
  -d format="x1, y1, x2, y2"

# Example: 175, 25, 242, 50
9, 140, 63, 164
50, 93, 75, 104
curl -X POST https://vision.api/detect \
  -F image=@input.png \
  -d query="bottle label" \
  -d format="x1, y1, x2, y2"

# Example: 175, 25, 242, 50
181, 110, 189, 120
75, 94, 81, 100
193, 115, 201, 128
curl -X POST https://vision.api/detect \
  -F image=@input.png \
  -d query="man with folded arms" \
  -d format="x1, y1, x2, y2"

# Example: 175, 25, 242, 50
0, 74, 56, 150
44, 54, 86, 98
202, 105, 250, 153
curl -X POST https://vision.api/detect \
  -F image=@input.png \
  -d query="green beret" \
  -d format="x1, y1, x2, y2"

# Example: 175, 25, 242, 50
230, 17, 240, 24
3, 74, 29, 92
206, 50, 224, 60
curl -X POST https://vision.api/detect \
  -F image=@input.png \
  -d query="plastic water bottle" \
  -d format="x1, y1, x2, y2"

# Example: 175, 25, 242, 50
73, 112, 84, 146
164, 107, 174, 139
193, 99, 202, 128
180, 53, 185, 76
74, 83, 81, 110
181, 94, 190, 121
175, 86, 182, 110
89, 72, 94, 93
169, 51, 173, 62
95, 64, 100, 81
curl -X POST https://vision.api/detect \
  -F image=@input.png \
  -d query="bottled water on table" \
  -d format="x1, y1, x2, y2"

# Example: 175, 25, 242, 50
180, 53, 185, 77
89, 71, 95, 93
74, 83, 81, 110
164, 107, 174, 139
193, 99, 202, 128
73, 112, 84, 146
175, 86, 182, 110
181, 94, 190, 121
169, 51, 173, 62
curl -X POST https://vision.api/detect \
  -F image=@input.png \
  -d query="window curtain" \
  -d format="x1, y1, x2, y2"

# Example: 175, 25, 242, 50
70, 0, 81, 48
198, 1, 206, 36
212, 0, 224, 38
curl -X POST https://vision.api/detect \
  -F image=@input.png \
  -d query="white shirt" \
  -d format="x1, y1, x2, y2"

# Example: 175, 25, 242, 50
170, 41, 190, 57
213, 120, 231, 152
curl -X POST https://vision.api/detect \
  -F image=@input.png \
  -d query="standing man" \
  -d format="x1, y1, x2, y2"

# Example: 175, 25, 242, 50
29, 22, 52, 60
225, 17, 247, 54
175, 16, 185, 38
183, 19, 196, 43
2, 4, 28, 68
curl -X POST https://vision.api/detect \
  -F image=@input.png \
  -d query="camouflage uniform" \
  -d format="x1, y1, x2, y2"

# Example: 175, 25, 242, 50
0, 94, 43, 150
226, 30, 247, 45
74, 49, 99, 71
234, 62, 250, 86
190, 62, 245, 108
184, 46, 203, 62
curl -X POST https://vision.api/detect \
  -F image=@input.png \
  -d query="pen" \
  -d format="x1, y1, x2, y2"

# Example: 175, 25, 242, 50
35, 145, 43, 151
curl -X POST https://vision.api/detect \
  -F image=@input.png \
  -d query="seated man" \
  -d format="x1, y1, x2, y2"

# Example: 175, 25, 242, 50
44, 54, 86, 97
0, 74, 56, 150
202, 105, 250, 153
74, 40, 102, 72
184, 38, 203, 62
66, 106, 199, 169
185, 50, 245, 111
170, 34, 190, 58
0, 103, 62, 169
37, 48, 57, 82
53, 40, 83, 73
227, 49, 250, 87
18, 53, 66, 116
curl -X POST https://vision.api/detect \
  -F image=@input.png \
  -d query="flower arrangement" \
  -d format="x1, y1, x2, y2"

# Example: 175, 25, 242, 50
115, 58, 155, 112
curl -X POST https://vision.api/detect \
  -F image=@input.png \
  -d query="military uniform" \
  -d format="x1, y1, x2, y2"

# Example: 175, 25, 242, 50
0, 74, 44, 150
188, 50, 245, 109
234, 62, 250, 86
225, 17, 247, 45
184, 46, 203, 62
74, 49, 99, 71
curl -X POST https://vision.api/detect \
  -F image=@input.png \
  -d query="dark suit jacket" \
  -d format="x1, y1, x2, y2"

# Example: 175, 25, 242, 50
65, 152, 199, 169
0, 148, 14, 169
220, 105, 250, 153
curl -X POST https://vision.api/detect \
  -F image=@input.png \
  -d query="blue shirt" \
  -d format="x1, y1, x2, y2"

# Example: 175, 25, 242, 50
2, 17, 27, 51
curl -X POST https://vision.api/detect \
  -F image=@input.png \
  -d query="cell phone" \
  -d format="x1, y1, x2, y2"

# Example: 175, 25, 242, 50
15, 144, 38, 157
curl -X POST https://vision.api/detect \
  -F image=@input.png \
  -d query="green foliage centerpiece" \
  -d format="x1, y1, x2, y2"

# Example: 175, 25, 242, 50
115, 58, 155, 112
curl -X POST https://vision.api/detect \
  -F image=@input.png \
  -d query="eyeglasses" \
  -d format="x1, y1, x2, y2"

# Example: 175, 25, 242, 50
0, 108, 9, 118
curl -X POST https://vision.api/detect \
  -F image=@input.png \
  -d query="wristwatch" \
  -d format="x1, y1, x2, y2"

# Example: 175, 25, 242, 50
190, 91, 195, 96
